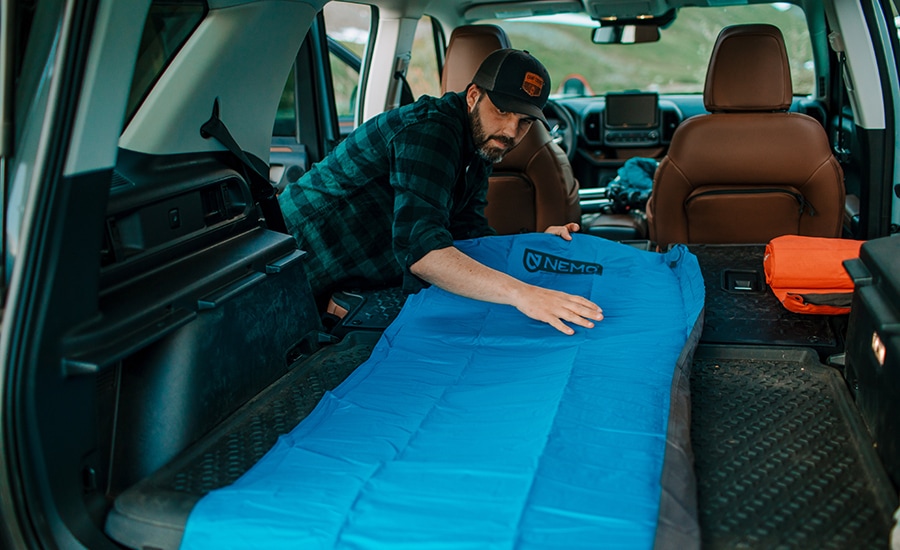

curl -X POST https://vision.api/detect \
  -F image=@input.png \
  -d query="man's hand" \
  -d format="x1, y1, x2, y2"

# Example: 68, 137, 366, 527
510, 284, 603, 336
544, 222, 581, 241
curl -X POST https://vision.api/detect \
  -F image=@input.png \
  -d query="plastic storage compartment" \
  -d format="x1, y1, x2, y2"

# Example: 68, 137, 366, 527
844, 236, 900, 487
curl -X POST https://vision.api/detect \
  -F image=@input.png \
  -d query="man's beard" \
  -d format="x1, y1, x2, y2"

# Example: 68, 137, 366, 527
470, 98, 516, 163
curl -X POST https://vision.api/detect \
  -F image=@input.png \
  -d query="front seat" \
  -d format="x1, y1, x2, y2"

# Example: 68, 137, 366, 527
441, 25, 580, 235
647, 24, 845, 249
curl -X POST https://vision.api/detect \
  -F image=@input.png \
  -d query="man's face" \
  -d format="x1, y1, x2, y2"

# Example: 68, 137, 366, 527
467, 88, 536, 163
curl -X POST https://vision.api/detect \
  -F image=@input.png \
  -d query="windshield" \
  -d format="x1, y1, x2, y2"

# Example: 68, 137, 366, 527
481, 3, 813, 97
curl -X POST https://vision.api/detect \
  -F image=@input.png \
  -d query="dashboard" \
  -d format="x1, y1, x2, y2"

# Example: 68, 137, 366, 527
581, 93, 685, 148
548, 92, 697, 191
544, 91, 831, 241
551, 92, 825, 191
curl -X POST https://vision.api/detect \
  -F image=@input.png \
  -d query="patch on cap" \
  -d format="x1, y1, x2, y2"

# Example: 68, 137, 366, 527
522, 72, 544, 97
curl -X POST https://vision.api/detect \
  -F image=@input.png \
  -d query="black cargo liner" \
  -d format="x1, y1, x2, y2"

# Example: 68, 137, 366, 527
691, 344, 897, 549
689, 244, 847, 358
108, 340, 898, 550
104, 331, 381, 550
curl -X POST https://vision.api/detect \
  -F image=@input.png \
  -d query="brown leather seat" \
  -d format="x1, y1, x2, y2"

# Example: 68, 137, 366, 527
647, 24, 845, 249
441, 25, 580, 235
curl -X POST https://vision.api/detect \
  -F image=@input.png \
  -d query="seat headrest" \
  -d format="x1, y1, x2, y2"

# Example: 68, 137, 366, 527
704, 24, 793, 112
441, 25, 511, 94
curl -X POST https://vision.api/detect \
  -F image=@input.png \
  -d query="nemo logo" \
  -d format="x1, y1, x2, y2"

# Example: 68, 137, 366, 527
522, 72, 544, 97
523, 249, 603, 275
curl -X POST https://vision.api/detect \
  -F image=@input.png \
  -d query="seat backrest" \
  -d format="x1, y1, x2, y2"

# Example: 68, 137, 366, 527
647, 24, 844, 248
441, 25, 510, 95
442, 25, 580, 234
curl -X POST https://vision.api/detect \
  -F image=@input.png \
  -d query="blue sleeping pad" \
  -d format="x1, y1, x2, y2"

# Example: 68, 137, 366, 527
180, 233, 705, 549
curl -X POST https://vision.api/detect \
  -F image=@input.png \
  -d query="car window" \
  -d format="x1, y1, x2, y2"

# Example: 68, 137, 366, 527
482, 3, 813, 97
274, 65, 297, 138
407, 15, 443, 99
5, 1, 64, 289
273, 1, 371, 138
327, 38, 363, 135
326, 2, 370, 125
126, 2, 206, 121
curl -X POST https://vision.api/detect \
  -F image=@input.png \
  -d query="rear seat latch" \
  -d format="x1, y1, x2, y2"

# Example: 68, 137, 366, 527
722, 269, 762, 293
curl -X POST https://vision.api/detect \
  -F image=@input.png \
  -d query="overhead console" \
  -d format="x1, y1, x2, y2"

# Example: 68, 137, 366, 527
603, 91, 660, 146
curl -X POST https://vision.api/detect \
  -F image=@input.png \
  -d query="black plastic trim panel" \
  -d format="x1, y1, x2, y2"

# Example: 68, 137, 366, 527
64, 228, 300, 374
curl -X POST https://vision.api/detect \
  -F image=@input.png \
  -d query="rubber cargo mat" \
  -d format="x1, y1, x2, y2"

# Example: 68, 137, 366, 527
689, 244, 844, 356
691, 345, 897, 548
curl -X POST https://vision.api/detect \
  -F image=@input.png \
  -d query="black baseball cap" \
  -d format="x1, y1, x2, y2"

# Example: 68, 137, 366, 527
472, 49, 551, 129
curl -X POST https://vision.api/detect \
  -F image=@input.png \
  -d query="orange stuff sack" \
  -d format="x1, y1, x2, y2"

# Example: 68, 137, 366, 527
763, 235, 864, 315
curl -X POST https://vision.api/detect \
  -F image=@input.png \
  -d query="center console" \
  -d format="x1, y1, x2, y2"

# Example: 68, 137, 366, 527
603, 91, 660, 146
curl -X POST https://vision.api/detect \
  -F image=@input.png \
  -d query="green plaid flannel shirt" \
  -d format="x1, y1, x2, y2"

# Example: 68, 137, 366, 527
278, 92, 496, 297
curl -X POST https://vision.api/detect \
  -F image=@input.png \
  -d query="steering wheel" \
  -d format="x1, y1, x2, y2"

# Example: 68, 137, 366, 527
543, 99, 577, 161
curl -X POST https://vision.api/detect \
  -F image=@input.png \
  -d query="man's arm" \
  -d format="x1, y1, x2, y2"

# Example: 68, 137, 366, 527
409, 243, 604, 336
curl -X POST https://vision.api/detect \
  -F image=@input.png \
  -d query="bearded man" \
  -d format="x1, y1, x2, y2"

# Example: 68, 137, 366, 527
278, 49, 602, 335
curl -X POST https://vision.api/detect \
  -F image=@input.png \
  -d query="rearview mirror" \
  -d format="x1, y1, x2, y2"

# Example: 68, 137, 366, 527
591, 24, 660, 44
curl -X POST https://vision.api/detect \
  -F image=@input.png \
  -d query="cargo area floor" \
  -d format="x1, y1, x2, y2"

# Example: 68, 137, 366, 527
691, 344, 897, 549
688, 244, 847, 358
108, 243, 900, 549
108, 335, 899, 549
104, 331, 381, 549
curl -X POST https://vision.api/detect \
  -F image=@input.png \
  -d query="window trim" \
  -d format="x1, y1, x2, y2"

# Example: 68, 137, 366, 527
124, 1, 207, 125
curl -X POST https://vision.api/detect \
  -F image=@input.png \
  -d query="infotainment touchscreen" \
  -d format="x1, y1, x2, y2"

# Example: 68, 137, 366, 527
604, 92, 659, 128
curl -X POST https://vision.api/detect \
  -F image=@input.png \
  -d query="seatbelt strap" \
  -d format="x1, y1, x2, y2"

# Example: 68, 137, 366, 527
201, 98, 288, 233
392, 53, 415, 107
834, 51, 851, 164
394, 71, 415, 106
827, 31, 851, 164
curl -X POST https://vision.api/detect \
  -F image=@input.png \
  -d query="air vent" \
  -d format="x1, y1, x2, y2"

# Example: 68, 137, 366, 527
584, 111, 602, 143
660, 108, 681, 143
